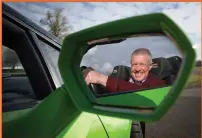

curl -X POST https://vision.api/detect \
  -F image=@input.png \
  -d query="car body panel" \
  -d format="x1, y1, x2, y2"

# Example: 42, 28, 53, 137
97, 86, 171, 107
2, 86, 132, 138
3, 108, 32, 123
99, 115, 132, 138
56, 112, 108, 138
3, 87, 80, 138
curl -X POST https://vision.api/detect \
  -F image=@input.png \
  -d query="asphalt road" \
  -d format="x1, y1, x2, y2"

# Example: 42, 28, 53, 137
145, 87, 201, 138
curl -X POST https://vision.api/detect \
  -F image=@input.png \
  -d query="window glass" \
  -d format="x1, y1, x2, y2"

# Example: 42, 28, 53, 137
2, 45, 37, 112
3, 46, 25, 75
37, 39, 63, 88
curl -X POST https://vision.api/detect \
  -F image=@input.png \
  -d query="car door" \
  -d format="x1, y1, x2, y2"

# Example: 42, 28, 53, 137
2, 5, 108, 138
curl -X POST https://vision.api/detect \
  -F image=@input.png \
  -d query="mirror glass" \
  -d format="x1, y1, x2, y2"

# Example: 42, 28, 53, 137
80, 34, 183, 111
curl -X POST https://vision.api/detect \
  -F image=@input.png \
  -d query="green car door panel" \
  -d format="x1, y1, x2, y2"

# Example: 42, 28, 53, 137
3, 87, 79, 138
3, 87, 104, 138
3, 86, 132, 138
98, 115, 132, 138
56, 112, 108, 138
97, 87, 171, 108
3, 108, 33, 123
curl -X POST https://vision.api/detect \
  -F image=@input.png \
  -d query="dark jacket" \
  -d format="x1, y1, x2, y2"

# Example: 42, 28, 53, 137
106, 74, 166, 93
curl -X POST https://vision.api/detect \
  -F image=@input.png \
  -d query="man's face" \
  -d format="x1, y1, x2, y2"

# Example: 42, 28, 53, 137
130, 54, 152, 81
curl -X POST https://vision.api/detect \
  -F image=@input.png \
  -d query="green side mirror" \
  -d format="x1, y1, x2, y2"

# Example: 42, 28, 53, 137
58, 13, 196, 122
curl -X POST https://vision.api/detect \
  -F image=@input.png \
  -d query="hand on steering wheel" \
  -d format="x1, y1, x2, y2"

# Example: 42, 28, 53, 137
81, 66, 104, 95
81, 66, 97, 93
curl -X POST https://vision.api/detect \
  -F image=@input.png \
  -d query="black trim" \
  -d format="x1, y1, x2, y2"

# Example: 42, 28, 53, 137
26, 30, 56, 90
3, 17, 53, 100
37, 35, 61, 52
93, 103, 155, 111
97, 115, 110, 138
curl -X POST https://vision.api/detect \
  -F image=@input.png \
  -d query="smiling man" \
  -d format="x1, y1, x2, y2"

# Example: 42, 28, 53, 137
130, 48, 153, 83
83, 48, 166, 93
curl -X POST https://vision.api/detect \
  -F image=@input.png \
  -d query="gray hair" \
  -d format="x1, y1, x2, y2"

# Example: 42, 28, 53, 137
131, 48, 152, 64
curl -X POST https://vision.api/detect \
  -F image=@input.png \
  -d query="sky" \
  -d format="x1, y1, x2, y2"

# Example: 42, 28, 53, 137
5, 2, 201, 74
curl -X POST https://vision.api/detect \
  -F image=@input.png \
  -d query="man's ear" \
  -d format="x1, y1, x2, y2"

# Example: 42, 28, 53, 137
149, 65, 152, 71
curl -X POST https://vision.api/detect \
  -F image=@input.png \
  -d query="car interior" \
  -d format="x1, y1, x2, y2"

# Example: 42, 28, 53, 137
2, 17, 54, 112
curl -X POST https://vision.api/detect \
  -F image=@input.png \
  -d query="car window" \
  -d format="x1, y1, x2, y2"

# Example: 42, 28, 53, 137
2, 45, 38, 112
3, 46, 25, 76
37, 38, 63, 88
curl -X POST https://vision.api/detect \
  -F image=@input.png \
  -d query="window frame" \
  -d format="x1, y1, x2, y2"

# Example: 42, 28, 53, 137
29, 31, 63, 88
3, 3, 63, 91
2, 15, 54, 101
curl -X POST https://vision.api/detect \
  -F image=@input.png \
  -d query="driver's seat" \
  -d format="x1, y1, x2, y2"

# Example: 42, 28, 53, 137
150, 57, 175, 85
109, 65, 131, 81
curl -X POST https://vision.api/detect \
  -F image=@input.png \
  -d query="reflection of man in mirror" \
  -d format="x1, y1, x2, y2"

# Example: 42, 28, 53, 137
83, 48, 166, 93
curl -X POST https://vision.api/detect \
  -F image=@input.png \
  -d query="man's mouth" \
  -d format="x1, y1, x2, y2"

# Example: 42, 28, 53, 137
135, 72, 143, 77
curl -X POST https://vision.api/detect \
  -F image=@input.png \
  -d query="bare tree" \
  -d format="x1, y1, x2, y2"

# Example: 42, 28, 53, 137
40, 8, 71, 40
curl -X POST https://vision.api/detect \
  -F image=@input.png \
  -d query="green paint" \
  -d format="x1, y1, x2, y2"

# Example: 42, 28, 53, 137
99, 115, 132, 138
86, 117, 108, 138
97, 87, 171, 107
3, 108, 32, 123
58, 13, 195, 122
3, 87, 81, 138
57, 112, 108, 138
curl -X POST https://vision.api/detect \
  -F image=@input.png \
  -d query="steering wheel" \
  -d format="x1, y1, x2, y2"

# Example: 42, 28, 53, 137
80, 66, 101, 95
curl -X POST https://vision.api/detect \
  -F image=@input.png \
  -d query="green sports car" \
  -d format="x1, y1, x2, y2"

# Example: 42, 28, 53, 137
2, 3, 143, 138
2, 3, 195, 138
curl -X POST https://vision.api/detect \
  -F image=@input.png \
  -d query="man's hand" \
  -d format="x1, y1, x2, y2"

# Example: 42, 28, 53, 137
82, 67, 108, 86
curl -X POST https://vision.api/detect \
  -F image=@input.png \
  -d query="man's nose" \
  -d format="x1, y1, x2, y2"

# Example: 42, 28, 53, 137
135, 65, 142, 71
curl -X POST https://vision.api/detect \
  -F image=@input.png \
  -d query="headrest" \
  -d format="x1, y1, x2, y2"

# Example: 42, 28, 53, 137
151, 57, 174, 79
167, 56, 182, 74
110, 65, 131, 81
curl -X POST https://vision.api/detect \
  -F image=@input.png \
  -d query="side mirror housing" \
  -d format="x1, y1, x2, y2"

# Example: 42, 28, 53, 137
58, 13, 195, 122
